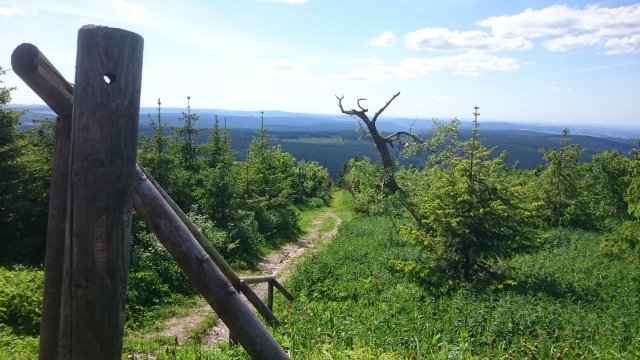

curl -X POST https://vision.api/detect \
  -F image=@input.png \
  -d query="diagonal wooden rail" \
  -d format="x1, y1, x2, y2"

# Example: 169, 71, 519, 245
12, 39, 289, 360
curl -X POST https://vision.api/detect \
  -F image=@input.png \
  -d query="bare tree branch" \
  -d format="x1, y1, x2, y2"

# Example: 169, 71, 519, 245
372, 91, 401, 124
336, 94, 372, 124
356, 98, 368, 112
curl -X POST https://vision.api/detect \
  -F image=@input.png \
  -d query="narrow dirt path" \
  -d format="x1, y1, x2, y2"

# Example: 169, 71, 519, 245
155, 210, 342, 346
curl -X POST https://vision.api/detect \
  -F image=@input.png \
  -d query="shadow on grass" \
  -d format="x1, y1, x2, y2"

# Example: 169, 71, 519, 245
492, 273, 600, 304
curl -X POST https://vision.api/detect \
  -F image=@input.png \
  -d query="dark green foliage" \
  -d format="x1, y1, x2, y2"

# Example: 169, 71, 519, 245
172, 96, 204, 172
584, 150, 631, 221
337, 155, 404, 216
395, 118, 537, 285
197, 115, 237, 226
7, 120, 55, 262
601, 141, 640, 263
0, 67, 26, 260
243, 115, 299, 239
538, 129, 592, 228
295, 159, 332, 203
0, 68, 53, 263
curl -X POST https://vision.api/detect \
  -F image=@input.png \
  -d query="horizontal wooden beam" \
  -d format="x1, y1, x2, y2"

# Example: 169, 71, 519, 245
241, 276, 276, 285
11, 43, 74, 117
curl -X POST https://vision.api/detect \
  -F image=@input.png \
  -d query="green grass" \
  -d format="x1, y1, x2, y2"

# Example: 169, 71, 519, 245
0, 265, 43, 360
268, 218, 640, 359
318, 216, 337, 233
330, 189, 355, 223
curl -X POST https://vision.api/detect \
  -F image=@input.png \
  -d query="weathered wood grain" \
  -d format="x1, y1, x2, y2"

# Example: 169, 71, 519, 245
57, 25, 143, 360
11, 43, 74, 360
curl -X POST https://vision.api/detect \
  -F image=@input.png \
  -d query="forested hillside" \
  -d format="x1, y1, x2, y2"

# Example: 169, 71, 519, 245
137, 124, 637, 180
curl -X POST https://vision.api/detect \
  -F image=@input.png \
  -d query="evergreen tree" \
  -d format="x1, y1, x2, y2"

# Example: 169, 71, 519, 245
198, 115, 237, 226
172, 96, 203, 171
394, 107, 536, 286
585, 150, 630, 220
244, 112, 297, 238
138, 98, 191, 209
601, 141, 640, 263
538, 129, 590, 228
0, 67, 27, 260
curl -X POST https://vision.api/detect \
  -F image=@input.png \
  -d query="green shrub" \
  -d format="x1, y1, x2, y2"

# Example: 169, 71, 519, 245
0, 265, 44, 336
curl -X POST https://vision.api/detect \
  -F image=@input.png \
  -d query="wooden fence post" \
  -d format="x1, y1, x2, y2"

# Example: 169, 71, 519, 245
57, 25, 143, 359
11, 43, 74, 360
11, 35, 291, 360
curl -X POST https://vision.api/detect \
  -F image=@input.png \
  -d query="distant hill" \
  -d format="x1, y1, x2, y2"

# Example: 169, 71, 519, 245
12, 104, 640, 179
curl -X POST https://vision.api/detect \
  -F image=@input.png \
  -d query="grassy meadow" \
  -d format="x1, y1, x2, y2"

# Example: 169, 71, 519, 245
268, 217, 640, 359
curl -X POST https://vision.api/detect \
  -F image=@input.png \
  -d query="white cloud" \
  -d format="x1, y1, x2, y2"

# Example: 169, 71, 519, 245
260, 0, 308, 4
478, 4, 640, 38
264, 61, 308, 77
543, 33, 601, 52
477, 4, 640, 55
405, 27, 531, 52
549, 86, 562, 92
113, 0, 149, 16
0, 6, 25, 16
605, 34, 640, 55
323, 51, 518, 82
370, 31, 396, 47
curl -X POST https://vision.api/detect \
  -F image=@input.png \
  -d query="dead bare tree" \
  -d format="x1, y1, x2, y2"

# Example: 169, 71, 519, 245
336, 92, 459, 221
336, 92, 448, 191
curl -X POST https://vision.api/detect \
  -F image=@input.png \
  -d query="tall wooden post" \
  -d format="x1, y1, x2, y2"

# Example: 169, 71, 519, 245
12, 33, 291, 359
57, 25, 143, 359
11, 43, 74, 360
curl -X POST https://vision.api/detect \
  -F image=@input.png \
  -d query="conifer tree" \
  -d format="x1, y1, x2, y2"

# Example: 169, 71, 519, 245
198, 115, 237, 226
173, 96, 203, 171
539, 129, 586, 227
394, 107, 536, 285
0, 67, 26, 258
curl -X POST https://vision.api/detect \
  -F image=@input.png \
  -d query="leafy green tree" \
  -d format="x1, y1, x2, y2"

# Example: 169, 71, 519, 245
138, 99, 173, 185
295, 160, 331, 203
393, 108, 536, 285
339, 156, 402, 216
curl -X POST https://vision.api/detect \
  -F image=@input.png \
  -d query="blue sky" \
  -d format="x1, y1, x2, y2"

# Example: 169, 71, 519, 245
1, 0, 639, 126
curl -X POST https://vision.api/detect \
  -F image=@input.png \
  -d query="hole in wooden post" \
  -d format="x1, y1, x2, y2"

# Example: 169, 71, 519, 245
103, 73, 116, 84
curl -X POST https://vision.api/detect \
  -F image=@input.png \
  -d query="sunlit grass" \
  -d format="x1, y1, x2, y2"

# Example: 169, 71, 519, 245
271, 218, 640, 359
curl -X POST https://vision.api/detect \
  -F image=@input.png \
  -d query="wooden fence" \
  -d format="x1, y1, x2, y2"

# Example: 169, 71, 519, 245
11, 25, 291, 360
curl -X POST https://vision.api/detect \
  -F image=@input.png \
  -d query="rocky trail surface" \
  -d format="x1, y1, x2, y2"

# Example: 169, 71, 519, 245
154, 210, 342, 346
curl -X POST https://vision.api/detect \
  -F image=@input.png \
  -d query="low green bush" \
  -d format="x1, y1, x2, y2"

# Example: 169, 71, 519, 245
0, 265, 43, 336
